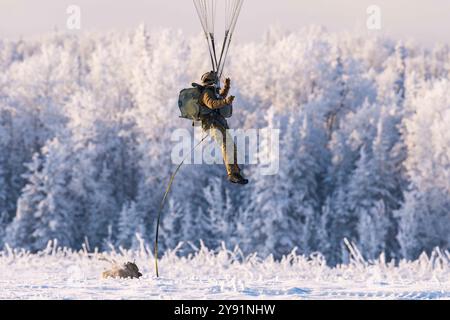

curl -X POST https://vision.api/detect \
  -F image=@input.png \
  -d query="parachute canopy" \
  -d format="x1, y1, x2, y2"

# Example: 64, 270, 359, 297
193, 0, 244, 79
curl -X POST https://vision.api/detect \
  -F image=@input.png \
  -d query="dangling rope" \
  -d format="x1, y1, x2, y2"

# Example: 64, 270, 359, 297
154, 133, 209, 278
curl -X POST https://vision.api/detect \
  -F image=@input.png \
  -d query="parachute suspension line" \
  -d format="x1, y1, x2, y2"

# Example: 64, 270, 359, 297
210, 34, 219, 72
202, 0, 215, 34
193, 0, 244, 77
193, 0, 216, 73
217, 0, 233, 70
193, 0, 220, 73
216, 30, 229, 77
193, 0, 207, 33
207, 36, 217, 73
218, 0, 244, 78
225, 0, 232, 30
154, 133, 210, 278
205, 0, 219, 71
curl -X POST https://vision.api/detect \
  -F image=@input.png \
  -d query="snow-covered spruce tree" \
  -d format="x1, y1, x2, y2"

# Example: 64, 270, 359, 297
6, 153, 49, 250
0, 39, 24, 69
348, 147, 390, 260
347, 106, 405, 260
26, 138, 77, 250
0, 106, 35, 239
130, 26, 190, 244
283, 114, 324, 255
0, 103, 28, 233
0, 107, 10, 235
170, 202, 198, 254
63, 89, 130, 250
244, 108, 321, 258
395, 190, 423, 259
393, 43, 407, 105
197, 177, 236, 250
396, 80, 450, 259
7, 43, 79, 153
321, 102, 379, 264
0, 41, 80, 245
0, 210, 7, 248
158, 199, 186, 252
85, 163, 118, 250
324, 49, 349, 140
373, 42, 410, 256
317, 42, 380, 263
86, 35, 140, 210
117, 201, 146, 250
55, 32, 143, 250
240, 107, 280, 257
430, 44, 450, 80
322, 188, 355, 264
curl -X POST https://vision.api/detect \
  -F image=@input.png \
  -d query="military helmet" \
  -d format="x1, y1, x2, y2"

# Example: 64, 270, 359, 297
201, 71, 218, 85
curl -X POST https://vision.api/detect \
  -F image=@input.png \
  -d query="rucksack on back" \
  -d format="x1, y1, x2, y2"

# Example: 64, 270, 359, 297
178, 87, 203, 120
178, 84, 232, 121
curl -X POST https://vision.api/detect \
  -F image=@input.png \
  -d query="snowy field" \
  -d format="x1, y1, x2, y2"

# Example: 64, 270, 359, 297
0, 241, 449, 300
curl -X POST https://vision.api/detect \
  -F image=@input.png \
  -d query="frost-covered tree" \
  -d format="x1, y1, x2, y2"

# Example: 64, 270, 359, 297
396, 80, 450, 259
0, 211, 7, 248
0, 25, 449, 263
0, 108, 10, 226
5, 154, 46, 250
117, 201, 146, 250
322, 102, 379, 264
348, 106, 404, 260
198, 177, 236, 250
349, 147, 390, 260
130, 27, 189, 245
63, 90, 129, 250
0, 41, 80, 242
158, 199, 185, 251
377, 42, 408, 106
243, 108, 323, 258
27, 138, 77, 250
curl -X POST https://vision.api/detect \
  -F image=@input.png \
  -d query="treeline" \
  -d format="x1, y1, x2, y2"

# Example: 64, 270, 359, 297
0, 25, 449, 264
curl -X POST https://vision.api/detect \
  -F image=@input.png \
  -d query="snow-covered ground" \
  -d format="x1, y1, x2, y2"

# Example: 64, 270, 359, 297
1, 241, 449, 300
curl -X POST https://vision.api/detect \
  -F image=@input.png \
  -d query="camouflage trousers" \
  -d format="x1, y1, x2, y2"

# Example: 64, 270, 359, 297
200, 114, 241, 176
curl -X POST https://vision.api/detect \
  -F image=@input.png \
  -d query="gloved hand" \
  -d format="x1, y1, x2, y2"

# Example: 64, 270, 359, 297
225, 78, 231, 87
225, 95, 235, 105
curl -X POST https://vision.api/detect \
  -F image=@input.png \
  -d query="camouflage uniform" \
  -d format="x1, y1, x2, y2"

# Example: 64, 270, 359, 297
199, 79, 242, 178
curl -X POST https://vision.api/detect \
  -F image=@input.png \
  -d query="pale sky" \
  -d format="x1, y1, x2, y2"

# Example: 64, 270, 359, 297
0, 0, 449, 47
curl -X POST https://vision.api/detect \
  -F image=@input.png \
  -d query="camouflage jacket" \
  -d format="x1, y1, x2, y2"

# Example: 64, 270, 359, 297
200, 81, 231, 110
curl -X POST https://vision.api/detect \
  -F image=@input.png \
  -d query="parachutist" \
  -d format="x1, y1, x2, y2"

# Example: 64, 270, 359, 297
155, 0, 246, 278
179, 71, 247, 185
198, 71, 248, 185
188, 0, 247, 184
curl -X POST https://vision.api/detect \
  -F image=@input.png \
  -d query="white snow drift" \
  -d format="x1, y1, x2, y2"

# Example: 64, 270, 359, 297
1, 240, 449, 300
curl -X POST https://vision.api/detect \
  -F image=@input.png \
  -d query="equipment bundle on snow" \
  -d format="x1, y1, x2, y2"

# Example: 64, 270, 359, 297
178, 83, 232, 121
102, 261, 143, 279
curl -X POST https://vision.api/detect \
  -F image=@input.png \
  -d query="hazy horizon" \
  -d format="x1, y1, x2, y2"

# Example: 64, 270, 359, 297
1, 0, 449, 47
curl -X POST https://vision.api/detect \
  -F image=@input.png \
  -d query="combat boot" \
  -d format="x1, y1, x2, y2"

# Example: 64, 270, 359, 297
228, 173, 249, 185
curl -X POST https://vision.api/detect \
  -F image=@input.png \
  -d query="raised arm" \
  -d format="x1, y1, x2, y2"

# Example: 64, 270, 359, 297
219, 78, 231, 98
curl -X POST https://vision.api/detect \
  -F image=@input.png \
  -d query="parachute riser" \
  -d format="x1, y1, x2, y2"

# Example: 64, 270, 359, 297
217, 30, 230, 74
205, 33, 218, 73
209, 33, 220, 72
218, 33, 233, 79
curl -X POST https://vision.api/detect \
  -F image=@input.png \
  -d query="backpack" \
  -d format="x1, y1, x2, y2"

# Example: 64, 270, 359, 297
178, 83, 232, 121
